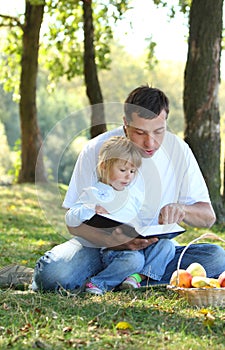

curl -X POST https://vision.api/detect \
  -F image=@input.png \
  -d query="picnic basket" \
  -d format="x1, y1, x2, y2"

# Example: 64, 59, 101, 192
167, 233, 225, 307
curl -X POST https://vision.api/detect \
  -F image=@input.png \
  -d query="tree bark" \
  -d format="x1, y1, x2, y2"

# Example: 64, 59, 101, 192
183, 0, 225, 221
224, 159, 225, 201
18, 1, 47, 183
83, 0, 107, 138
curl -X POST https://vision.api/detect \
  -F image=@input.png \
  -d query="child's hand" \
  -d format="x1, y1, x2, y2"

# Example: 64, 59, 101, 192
95, 205, 109, 214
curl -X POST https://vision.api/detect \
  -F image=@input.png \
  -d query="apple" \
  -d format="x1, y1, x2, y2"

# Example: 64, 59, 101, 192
191, 276, 210, 288
191, 276, 220, 288
218, 271, 225, 287
170, 269, 192, 288
208, 278, 221, 288
186, 262, 207, 278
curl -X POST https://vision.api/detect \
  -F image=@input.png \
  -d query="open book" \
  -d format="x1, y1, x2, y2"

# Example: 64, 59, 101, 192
137, 223, 185, 239
84, 214, 185, 239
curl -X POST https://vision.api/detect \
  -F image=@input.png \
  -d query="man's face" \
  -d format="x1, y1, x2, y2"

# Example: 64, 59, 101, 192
123, 110, 167, 158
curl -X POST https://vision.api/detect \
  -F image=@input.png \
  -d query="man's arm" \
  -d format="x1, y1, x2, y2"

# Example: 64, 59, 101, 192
158, 201, 216, 228
67, 223, 158, 250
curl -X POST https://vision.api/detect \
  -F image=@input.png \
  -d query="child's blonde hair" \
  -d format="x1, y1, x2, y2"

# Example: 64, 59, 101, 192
97, 136, 142, 181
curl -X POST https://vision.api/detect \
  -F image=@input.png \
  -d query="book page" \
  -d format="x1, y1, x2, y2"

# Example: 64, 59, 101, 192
137, 223, 185, 237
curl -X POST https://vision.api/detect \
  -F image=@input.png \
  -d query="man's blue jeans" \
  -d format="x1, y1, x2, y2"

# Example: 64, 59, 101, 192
32, 237, 225, 292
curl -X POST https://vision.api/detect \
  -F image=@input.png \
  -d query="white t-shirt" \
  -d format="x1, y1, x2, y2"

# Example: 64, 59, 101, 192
63, 126, 211, 227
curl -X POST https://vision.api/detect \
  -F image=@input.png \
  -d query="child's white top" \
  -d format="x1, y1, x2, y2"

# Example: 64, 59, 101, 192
65, 181, 144, 227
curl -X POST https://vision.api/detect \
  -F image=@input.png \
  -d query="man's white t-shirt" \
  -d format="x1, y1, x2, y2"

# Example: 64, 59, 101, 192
63, 126, 211, 228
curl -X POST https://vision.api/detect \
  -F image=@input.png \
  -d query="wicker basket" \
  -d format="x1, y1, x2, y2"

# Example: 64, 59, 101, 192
167, 233, 225, 307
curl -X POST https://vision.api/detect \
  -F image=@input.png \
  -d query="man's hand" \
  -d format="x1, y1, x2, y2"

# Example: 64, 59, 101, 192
110, 227, 158, 251
158, 203, 185, 224
158, 201, 216, 228
67, 223, 157, 249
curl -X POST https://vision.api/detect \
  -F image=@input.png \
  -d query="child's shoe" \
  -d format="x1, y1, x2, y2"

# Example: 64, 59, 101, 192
120, 273, 142, 290
85, 281, 103, 295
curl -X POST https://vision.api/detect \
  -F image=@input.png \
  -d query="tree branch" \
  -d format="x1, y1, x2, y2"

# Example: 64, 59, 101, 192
0, 14, 24, 30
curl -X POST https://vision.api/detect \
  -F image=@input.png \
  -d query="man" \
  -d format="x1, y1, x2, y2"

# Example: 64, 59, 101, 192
32, 85, 225, 292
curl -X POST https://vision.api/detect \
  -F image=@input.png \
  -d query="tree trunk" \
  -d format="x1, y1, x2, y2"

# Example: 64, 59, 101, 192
83, 0, 107, 138
18, 1, 47, 183
224, 158, 225, 201
183, 0, 225, 222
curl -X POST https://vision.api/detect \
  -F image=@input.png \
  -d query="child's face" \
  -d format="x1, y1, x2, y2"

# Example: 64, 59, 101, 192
105, 160, 137, 191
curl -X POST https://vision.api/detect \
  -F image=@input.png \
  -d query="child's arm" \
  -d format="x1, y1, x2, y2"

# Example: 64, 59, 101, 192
65, 188, 97, 227
95, 205, 109, 215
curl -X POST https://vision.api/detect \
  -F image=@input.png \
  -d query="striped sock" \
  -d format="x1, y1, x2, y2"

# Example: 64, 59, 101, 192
130, 273, 142, 283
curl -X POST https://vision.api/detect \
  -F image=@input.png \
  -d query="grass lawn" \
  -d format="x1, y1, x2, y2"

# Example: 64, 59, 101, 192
1, 183, 225, 349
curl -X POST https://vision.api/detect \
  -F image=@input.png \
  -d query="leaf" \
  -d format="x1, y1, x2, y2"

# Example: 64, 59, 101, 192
20, 323, 32, 332
199, 308, 212, 315
2, 303, 10, 310
115, 321, 133, 330
203, 312, 216, 328
63, 326, 72, 333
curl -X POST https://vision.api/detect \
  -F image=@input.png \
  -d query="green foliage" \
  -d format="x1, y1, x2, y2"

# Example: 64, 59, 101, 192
42, 0, 131, 81
0, 0, 131, 93
43, 125, 89, 184
35, 71, 90, 184
0, 122, 13, 178
152, 0, 191, 18
29, 0, 45, 5
0, 28, 23, 100
1, 42, 186, 185
8, 139, 21, 183
57, 134, 89, 184
145, 37, 158, 70
0, 85, 19, 147
36, 70, 88, 137
178, 0, 192, 14
0, 184, 225, 349
42, 0, 84, 81
100, 42, 185, 135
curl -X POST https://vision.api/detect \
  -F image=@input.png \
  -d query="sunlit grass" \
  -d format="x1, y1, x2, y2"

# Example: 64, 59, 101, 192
0, 184, 225, 349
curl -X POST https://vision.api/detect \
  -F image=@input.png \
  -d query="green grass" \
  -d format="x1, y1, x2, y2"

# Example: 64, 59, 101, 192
1, 184, 225, 349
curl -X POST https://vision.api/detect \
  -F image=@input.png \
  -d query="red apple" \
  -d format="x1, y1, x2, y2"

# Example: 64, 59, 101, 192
170, 269, 192, 288
218, 271, 225, 287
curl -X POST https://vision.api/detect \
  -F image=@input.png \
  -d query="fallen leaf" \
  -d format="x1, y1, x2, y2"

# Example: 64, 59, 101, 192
203, 312, 215, 327
2, 303, 10, 310
20, 323, 32, 332
115, 321, 133, 330
63, 326, 72, 333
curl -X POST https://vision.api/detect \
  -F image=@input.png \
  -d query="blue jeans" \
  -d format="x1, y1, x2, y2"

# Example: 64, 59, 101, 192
89, 239, 175, 292
32, 237, 225, 292
90, 249, 145, 292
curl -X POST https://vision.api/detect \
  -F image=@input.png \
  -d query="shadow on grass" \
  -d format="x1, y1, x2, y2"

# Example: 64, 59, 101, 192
1, 287, 224, 349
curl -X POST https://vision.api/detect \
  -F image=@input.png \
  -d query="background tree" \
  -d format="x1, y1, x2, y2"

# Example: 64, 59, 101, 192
83, 0, 106, 138
0, 0, 130, 182
19, 0, 46, 182
183, 0, 225, 221
44, 0, 130, 138
0, 0, 47, 183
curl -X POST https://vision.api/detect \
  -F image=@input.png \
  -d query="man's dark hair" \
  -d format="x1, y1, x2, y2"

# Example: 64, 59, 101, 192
124, 85, 169, 122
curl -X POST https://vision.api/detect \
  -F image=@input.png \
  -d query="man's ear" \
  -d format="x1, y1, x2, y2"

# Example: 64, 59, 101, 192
123, 117, 128, 137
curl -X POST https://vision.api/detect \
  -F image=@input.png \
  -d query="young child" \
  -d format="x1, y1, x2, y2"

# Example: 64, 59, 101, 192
65, 136, 175, 295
